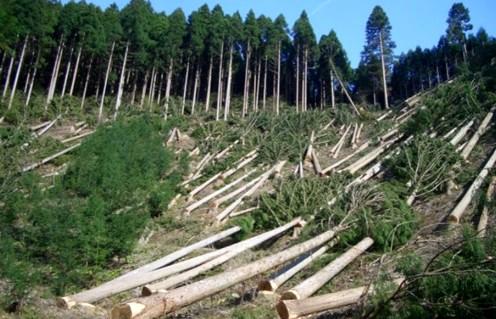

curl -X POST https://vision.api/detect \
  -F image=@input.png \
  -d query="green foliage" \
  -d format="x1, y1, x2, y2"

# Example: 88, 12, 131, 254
386, 228, 496, 319
385, 136, 460, 200
0, 116, 186, 304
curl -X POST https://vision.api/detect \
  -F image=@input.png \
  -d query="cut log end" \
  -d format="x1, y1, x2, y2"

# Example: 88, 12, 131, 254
141, 286, 153, 296
280, 290, 300, 300
110, 302, 145, 319
56, 296, 76, 309
258, 279, 277, 292
448, 214, 460, 224
276, 300, 294, 319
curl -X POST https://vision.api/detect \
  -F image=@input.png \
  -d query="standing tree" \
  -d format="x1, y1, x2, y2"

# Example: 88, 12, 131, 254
223, 12, 243, 120
267, 14, 289, 115
293, 11, 317, 112
446, 2, 472, 63
242, 10, 260, 117
360, 6, 395, 109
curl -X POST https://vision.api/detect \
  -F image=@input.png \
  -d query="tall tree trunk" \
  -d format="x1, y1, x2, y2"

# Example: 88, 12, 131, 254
302, 48, 308, 112
114, 42, 129, 120
0, 53, 6, 79
140, 70, 150, 109
98, 41, 115, 123
26, 50, 40, 107
46, 42, 64, 109
181, 58, 190, 115
436, 65, 441, 84
80, 57, 93, 110
224, 45, 233, 121
61, 45, 74, 98
444, 55, 450, 80
147, 67, 156, 109
330, 69, 336, 109
255, 58, 262, 112
205, 57, 213, 112
69, 45, 82, 96
156, 73, 163, 105
296, 45, 299, 113
262, 57, 268, 110
216, 42, 224, 120
164, 58, 173, 119
2, 52, 15, 99
191, 64, 200, 115
379, 32, 389, 109
8, 36, 28, 110
242, 44, 251, 117
131, 74, 137, 105
276, 41, 281, 115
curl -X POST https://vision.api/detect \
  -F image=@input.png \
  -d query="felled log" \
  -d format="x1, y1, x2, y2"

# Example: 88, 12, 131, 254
185, 169, 256, 213
258, 245, 329, 293
450, 119, 475, 146
214, 140, 239, 160
221, 152, 258, 179
281, 237, 373, 300
110, 227, 341, 319
376, 110, 392, 122
356, 123, 363, 142
34, 115, 61, 138
141, 218, 304, 296
209, 175, 263, 213
461, 109, 494, 159
351, 123, 359, 149
478, 176, 496, 238
22, 143, 81, 172
321, 142, 369, 175
58, 226, 241, 308
29, 120, 51, 131
449, 147, 496, 224
230, 206, 259, 218
187, 172, 222, 200
330, 125, 351, 155
74, 123, 88, 135
191, 153, 213, 179
216, 161, 286, 222
62, 130, 94, 144
341, 136, 401, 175
333, 125, 352, 159
277, 278, 404, 319
311, 149, 322, 174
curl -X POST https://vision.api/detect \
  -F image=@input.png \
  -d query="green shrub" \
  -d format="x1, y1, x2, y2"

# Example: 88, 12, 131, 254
0, 116, 186, 303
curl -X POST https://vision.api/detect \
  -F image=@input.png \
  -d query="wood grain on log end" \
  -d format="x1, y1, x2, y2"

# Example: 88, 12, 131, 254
280, 290, 300, 300
110, 302, 145, 319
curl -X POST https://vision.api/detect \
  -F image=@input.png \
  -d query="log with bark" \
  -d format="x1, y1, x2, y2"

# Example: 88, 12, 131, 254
187, 172, 222, 201
449, 147, 496, 224
141, 218, 304, 296
478, 176, 496, 238
221, 151, 258, 179
34, 115, 61, 138
29, 121, 51, 131
110, 227, 341, 319
333, 125, 352, 159
281, 237, 373, 300
276, 278, 404, 319
57, 226, 242, 308
258, 245, 330, 293
311, 149, 323, 174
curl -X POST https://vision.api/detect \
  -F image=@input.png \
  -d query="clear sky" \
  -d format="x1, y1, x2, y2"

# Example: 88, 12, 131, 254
64, 0, 496, 67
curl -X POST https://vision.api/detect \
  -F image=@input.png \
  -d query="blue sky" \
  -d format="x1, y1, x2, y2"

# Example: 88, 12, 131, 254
65, 0, 496, 67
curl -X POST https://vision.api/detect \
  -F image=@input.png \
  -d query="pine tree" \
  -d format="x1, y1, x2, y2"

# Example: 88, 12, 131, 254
446, 3, 472, 63
361, 6, 395, 109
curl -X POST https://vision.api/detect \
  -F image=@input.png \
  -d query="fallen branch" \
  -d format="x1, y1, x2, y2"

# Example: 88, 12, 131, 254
449, 147, 496, 224
281, 237, 373, 300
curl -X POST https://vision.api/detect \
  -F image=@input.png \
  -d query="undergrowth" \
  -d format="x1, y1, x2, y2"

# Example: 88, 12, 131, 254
0, 116, 187, 308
